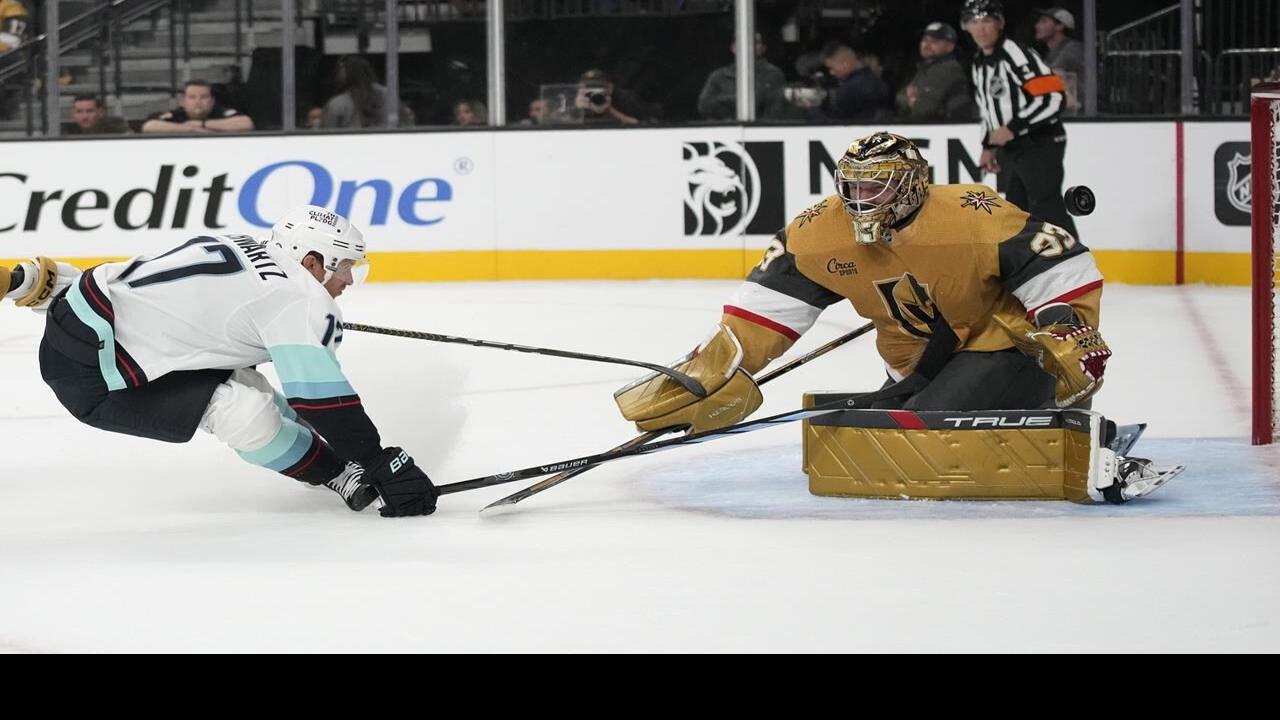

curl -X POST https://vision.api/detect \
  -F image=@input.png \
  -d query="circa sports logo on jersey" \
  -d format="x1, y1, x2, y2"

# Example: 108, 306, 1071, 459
682, 141, 784, 236
1214, 142, 1251, 226
826, 257, 858, 276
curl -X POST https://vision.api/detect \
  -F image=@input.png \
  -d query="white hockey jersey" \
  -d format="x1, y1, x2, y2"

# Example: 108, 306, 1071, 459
61, 234, 380, 463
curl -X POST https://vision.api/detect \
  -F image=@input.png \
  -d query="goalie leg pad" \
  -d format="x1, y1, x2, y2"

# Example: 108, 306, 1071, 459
802, 403, 1172, 503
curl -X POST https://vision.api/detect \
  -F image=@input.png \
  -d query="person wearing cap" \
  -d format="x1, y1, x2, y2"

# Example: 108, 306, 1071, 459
575, 69, 649, 125
962, 0, 1079, 240
1035, 7, 1085, 112
900, 22, 977, 121
697, 32, 789, 121
1035, 8, 1084, 79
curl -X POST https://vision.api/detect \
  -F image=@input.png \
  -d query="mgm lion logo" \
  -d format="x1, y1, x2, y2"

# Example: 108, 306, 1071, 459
874, 273, 938, 338
682, 142, 762, 236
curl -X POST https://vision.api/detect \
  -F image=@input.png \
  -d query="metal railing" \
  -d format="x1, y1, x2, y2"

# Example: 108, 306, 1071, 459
319, 0, 725, 25
1099, 4, 1186, 115
1208, 48, 1280, 115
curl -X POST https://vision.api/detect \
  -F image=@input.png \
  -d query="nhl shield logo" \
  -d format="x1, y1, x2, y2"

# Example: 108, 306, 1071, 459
683, 142, 784, 236
988, 73, 1008, 98
1225, 152, 1251, 214
1214, 142, 1252, 226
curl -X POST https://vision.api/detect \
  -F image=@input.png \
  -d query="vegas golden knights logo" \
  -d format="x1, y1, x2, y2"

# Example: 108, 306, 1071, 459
874, 273, 938, 338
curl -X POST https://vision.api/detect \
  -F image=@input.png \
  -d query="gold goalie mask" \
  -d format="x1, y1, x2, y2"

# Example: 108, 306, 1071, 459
834, 132, 930, 244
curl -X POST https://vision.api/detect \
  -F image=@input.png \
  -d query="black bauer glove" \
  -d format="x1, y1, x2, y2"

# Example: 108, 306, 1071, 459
363, 447, 439, 518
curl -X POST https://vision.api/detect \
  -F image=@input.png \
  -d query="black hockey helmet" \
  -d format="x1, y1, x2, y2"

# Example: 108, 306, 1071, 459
961, 0, 1005, 24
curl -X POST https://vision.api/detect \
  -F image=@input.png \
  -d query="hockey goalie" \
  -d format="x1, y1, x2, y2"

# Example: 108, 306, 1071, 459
615, 132, 1182, 504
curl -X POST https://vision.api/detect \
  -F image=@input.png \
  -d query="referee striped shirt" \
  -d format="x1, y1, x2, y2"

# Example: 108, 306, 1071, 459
972, 37, 1066, 146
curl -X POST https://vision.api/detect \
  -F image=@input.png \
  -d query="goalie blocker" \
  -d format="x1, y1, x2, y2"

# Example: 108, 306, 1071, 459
801, 397, 1182, 504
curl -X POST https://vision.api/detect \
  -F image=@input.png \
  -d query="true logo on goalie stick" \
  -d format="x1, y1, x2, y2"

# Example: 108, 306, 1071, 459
941, 416, 1055, 428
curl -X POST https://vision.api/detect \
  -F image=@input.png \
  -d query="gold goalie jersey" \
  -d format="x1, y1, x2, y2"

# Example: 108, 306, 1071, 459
0, 0, 29, 53
723, 184, 1104, 379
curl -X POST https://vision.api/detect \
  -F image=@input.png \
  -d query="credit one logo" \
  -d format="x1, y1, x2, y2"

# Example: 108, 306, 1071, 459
0, 160, 455, 233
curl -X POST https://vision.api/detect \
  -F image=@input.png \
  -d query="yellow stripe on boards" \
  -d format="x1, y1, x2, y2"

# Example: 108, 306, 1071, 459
2, 249, 1254, 285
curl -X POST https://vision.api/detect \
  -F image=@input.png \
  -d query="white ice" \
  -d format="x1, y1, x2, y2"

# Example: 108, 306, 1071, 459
1, 281, 1277, 652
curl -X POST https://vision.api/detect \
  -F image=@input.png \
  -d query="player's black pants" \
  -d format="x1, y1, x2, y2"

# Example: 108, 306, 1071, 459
39, 292, 230, 443
871, 349, 1056, 411
997, 131, 1079, 240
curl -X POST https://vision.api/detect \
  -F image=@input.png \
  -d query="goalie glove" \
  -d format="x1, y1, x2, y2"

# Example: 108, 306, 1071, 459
614, 323, 763, 433
994, 306, 1112, 408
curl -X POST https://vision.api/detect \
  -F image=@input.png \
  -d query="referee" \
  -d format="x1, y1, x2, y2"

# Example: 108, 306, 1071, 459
963, 0, 1079, 239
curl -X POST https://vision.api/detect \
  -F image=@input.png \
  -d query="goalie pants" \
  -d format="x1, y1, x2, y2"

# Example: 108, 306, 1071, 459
871, 349, 1056, 411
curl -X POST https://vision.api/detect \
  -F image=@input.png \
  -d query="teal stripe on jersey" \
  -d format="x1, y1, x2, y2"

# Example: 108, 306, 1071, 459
237, 417, 314, 472
268, 345, 355, 399
65, 279, 128, 391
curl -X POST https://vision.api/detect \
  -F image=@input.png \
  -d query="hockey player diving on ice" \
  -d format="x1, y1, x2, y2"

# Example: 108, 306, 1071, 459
1, 206, 438, 517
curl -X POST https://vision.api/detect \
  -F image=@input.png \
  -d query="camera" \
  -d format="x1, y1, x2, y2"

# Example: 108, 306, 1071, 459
586, 90, 609, 107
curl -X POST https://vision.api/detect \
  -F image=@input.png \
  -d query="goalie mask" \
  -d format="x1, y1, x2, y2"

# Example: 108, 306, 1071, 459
834, 132, 930, 244
267, 205, 370, 285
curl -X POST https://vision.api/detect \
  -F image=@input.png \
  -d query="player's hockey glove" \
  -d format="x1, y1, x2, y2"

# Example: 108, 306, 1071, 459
614, 324, 763, 433
363, 447, 439, 518
994, 304, 1112, 408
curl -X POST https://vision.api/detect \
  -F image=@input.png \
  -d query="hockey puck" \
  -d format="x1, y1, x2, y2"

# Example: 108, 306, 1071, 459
1064, 185, 1096, 216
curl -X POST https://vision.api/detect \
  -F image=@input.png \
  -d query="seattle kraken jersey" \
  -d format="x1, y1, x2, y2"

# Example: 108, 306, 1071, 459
64, 234, 380, 463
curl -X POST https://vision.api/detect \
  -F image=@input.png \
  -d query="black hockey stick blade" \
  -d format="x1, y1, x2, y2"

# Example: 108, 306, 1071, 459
344, 321, 708, 397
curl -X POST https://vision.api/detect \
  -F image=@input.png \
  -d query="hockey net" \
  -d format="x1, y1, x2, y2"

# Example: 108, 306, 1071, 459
1255, 83, 1280, 445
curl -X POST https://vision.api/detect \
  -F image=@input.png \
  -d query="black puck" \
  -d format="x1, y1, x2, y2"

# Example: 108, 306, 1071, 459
1064, 185, 1096, 216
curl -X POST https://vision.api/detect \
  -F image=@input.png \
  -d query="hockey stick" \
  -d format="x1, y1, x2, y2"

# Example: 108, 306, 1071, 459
480, 322, 875, 513
6, 265, 24, 292
442, 324, 880, 497
438, 393, 873, 496
344, 321, 709, 398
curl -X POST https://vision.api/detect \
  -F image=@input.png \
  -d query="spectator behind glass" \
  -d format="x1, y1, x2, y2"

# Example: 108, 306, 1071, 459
697, 32, 789, 121
304, 106, 324, 130
142, 80, 255, 134
0, 0, 28, 55
900, 23, 977, 121
519, 98, 546, 126
820, 42, 891, 122
323, 55, 414, 129
1034, 8, 1085, 113
575, 69, 649, 125
66, 95, 129, 135
453, 100, 488, 126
